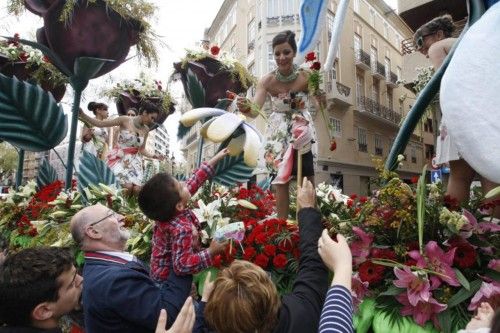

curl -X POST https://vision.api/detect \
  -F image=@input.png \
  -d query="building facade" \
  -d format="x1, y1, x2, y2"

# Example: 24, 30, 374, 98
181, 0, 432, 195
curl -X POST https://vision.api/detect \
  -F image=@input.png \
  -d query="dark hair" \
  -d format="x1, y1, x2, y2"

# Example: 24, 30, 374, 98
87, 101, 108, 115
138, 172, 180, 221
138, 100, 161, 115
127, 108, 138, 115
272, 30, 297, 53
414, 14, 455, 42
0, 247, 73, 326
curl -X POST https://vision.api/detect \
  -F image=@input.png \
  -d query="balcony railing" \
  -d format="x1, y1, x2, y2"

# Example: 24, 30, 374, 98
354, 49, 370, 70
336, 82, 351, 97
387, 71, 398, 87
357, 96, 402, 126
372, 61, 385, 79
281, 14, 295, 25
325, 78, 352, 106
266, 16, 280, 26
247, 40, 255, 53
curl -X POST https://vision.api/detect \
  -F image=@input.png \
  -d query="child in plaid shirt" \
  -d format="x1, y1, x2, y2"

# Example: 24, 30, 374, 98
138, 149, 228, 281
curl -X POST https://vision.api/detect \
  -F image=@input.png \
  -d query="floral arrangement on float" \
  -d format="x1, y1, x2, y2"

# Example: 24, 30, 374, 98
104, 72, 176, 127
0, 34, 67, 101
314, 160, 500, 333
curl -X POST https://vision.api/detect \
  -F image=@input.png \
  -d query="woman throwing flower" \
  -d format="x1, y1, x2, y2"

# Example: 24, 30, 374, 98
79, 100, 165, 196
237, 30, 323, 219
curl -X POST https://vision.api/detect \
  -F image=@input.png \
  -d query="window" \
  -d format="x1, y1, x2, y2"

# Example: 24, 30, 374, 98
370, 46, 377, 73
267, 0, 279, 17
424, 118, 434, 133
383, 22, 389, 39
411, 147, 417, 163
282, 0, 295, 16
372, 78, 380, 104
425, 144, 435, 160
385, 57, 391, 81
369, 9, 375, 26
247, 19, 256, 53
330, 118, 342, 137
354, 34, 361, 60
387, 87, 393, 110
268, 43, 276, 72
374, 134, 383, 155
356, 70, 365, 106
327, 11, 335, 41
354, 0, 360, 13
358, 128, 367, 152
328, 67, 336, 81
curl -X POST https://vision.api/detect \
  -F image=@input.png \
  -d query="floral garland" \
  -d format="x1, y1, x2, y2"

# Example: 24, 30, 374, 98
0, 34, 68, 87
104, 73, 174, 113
180, 45, 256, 90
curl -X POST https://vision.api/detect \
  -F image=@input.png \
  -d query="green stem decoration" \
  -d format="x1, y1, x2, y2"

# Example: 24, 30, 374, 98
65, 87, 83, 189
15, 149, 24, 189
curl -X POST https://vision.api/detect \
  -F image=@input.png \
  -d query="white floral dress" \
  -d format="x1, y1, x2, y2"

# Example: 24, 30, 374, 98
106, 129, 144, 186
260, 92, 317, 184
82, 127, 108, 160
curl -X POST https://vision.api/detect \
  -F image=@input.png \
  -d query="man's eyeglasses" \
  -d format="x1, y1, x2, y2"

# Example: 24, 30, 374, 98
415, 32, 435, 50
88, 211, 122, 227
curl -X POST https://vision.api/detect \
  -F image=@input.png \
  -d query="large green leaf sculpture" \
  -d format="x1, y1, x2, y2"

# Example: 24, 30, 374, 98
212, 153, 255, 187
78, 151, 118, 193
0, 73, 67, 151
36, 158, 58, 190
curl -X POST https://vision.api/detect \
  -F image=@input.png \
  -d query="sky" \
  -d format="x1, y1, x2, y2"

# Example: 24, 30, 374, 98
0, 0, 397, 162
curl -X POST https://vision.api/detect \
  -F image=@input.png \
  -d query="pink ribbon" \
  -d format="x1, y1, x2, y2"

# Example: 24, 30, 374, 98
273, 115, 312, 185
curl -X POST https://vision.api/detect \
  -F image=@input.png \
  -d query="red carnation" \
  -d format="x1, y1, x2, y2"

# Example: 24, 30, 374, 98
358, 261, 385, 285
449, 238, 477, 269
213, 254, 222, 268
243, 247, 257, 260
350, 194, 358, 200
346, 199, 354, 208
254, 232, 267, 245
264, 244, 276, 257
273, 254, 288, 269
210, 45, 220, 56
278, 239, 293, 252
310, 61, 321, 71
305, 52, 316, 62
359, 196, 368, 204
254, 254, 270, 269
410, 176, 419, 184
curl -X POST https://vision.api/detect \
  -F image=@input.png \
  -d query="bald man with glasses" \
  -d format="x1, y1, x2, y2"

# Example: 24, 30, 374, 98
70, 203, 205, 333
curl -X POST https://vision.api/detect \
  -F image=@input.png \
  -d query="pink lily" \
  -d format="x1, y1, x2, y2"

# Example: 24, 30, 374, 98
393, 266, 431, 306
468, 281, 500, 311
487, 259, 500, 272
350, 227, 373, 265
461, 209, 500, 238
409, 241, 460, 287
351, 273, 369, 310
396, 293, 447, 327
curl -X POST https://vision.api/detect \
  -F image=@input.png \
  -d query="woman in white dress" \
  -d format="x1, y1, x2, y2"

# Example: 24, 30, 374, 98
79, 100, 165, 196
415, 15, 498, 213
237, 30, 322, 219
81, 102, 109, 160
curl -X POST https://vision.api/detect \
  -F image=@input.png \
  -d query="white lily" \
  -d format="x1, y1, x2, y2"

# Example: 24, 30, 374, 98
180, 108, 262, 167
192, 199, 222, 227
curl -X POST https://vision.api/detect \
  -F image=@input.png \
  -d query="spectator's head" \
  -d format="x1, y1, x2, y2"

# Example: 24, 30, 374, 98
138, 172, 191, 221
126, 108, 138, 117
0, 247, 82, 328
205, 260, 281, 333
414, 14, 455, 55
70, 203, 129, 251
87, 101, 109, 119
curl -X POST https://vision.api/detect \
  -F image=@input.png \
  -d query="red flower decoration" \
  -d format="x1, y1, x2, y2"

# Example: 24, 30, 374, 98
359, 196, 368, 204
254, 254, 270, 269
210, 45, 220, 56
278, 239, 293, 253
305, 52, 316, 62
243, 247, 257, 260
350, 194, 358, 200
370, 248, 397, 261
346, 199, 354, 208
273, 254, 288, 269
329, 138, 337, 151
213, 254, 222, 268
449, 238, 477, 269
358, 261, 385, 285
410, 176, 419, 184
310, 61, 321, 71
264, 244, 277, 257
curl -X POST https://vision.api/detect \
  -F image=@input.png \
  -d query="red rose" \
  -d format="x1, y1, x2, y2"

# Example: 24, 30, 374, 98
273, 254, 288, 269
278, 239, 293, 252
213, 254, 222, 268
254, 233, 267, 245
346, 199, 354, 208
264, 244, 276, 257
359, 196, 368, 204
305, 52, 316, 62
350, 194, 358, 200
410, 176, 419, 184
358, 261, 385, 285
310, 61, 321, 71
254, 254, 270, 269
210, 45, 220, 56
243, 247, 257, 260
329, 138, 337, 151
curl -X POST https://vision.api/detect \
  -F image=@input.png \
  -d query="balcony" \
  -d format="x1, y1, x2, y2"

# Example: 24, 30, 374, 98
386, 72, 398, 87
324, 79, 353, 107
266, 16, 280, 26
354, 49, 371, 71
372, 61, 385, 79
281, 14, 295, 25
357, 96, 402, 127
247, 40, 255, 54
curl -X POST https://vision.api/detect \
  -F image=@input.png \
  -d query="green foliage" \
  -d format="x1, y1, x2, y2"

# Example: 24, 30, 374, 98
212, 153, 254, 187
78, 151, 118, 195
0, 142, 18, 181
185, 68, 206, 108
